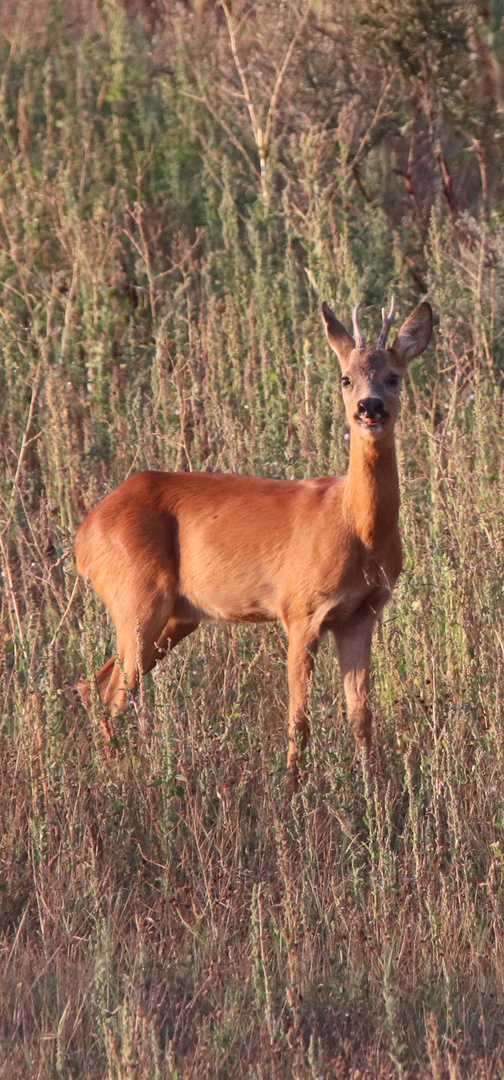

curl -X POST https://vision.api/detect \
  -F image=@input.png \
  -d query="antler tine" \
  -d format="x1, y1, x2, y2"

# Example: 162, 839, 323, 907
352, 303, 366, 349
376, 296, 396, 349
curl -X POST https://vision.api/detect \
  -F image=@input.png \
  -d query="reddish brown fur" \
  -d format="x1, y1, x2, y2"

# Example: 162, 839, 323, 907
75, 299, 433, 782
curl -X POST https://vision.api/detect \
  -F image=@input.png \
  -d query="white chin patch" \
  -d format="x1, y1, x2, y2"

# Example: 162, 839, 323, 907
359, 419, 383, 435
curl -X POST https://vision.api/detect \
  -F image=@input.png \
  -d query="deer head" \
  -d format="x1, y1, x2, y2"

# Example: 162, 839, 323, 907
322, 299, 433, 440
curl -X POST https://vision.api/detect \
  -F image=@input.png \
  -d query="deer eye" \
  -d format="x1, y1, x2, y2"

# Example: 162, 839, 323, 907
388, 373, 400, 387
341, 375, 352, 388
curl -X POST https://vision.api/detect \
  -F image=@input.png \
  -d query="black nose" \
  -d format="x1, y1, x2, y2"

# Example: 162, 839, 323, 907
358, 397, 385, 421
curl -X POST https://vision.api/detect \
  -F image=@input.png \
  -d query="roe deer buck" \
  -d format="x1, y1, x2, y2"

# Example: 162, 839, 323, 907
75, 298, 432, 783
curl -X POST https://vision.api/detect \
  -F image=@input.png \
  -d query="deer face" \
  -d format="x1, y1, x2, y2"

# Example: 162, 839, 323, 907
322, 298, 433, 440
339, 346, 403, 439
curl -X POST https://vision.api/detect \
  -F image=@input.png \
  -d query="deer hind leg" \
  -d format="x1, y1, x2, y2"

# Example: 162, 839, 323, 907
73, 652, 126, 744
332, 613, 377, 754
99, 596, 180, 717
286, 623, 319, 786
75, 603, 199, 741
156, 616, 200, 654
78, 613, 199, 747
97, 608, 200, 711
73, 656, 118, 743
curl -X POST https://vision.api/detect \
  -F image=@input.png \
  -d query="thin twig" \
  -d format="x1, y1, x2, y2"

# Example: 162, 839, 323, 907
1, 362, 42, 540
48, 574, 80, 651
345, 77, 394, 180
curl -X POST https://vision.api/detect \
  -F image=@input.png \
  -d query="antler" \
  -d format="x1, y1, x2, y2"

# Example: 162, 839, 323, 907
352, 304, 366, 348
376, 296, 396, 349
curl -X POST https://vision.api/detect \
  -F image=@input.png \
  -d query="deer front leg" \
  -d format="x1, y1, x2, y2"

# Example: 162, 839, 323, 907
286, 625, 319, 785
333, 613, 377, 754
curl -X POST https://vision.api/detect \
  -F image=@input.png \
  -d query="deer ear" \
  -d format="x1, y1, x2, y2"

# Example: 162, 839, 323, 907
322, 302, 354, 368
392, 302, 433, 368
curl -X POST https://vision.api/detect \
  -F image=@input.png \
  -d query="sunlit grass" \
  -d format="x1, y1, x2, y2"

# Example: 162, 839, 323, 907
2, 6, 504, 1078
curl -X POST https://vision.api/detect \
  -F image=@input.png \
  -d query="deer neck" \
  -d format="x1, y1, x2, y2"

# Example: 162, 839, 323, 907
343, 428, 400, 550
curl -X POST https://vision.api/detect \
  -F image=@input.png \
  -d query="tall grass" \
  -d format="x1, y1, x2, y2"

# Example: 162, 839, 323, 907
2, 5, 504, 1077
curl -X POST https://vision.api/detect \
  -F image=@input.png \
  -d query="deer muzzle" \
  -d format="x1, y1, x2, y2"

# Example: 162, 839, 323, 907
356, 397, 389, 429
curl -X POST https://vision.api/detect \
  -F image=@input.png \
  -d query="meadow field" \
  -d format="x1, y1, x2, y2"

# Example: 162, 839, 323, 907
2, 2, 504, 1076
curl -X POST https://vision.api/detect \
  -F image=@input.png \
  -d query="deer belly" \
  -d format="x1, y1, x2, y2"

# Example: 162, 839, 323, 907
178, 571, 280, 625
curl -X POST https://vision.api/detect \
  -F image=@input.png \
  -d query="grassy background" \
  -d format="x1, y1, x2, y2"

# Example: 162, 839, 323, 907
2, 2, 504, 1076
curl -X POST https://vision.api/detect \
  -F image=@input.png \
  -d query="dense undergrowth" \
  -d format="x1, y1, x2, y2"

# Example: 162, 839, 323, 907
2, 2, 504, 1076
